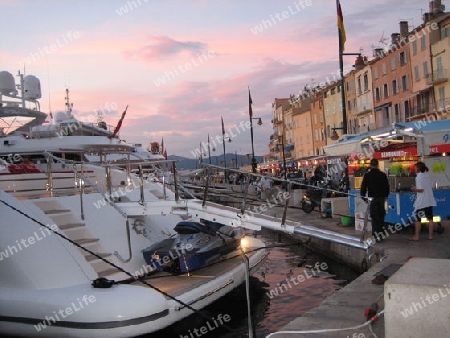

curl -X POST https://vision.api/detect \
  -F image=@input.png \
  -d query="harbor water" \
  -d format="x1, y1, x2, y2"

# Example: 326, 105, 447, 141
146, 228, 359, 338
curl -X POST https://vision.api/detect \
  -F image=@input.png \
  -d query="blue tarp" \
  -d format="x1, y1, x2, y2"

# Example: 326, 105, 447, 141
284, 144, 294, 151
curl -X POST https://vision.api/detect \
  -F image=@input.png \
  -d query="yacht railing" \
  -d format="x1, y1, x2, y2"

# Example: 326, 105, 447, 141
200, 163, 368, 251
45, 152, 133, 262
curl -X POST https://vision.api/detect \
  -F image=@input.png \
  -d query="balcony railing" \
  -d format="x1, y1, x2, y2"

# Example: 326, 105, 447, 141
436, 97, 450, 112
410, 103, 435, 116
352, 104, 373, 115
426, 69, 448, 85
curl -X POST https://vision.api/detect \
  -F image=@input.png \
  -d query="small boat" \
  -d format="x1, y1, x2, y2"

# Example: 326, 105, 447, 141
142, 219, 244, 273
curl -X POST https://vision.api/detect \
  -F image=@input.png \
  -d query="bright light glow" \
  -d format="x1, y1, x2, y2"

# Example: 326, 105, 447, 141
405, 128, 413, 132
240, 237, 249, 248
421, 216, 441, 223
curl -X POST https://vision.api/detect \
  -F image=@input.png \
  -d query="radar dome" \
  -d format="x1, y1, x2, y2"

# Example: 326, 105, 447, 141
23, 75, 42, 99
0, 71, 16, 95
54, 111, 69, 122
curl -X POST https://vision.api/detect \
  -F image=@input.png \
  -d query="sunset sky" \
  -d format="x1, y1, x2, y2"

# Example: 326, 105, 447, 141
0, 0, 430, 158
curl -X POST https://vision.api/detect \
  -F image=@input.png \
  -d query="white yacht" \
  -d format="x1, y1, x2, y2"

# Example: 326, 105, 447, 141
0, 71, 272, 337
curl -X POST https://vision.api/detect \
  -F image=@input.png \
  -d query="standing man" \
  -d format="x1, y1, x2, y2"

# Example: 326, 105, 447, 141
360, 159, 390, 242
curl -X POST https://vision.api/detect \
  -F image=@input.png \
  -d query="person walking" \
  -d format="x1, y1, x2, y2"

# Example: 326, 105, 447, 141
360, 159, 390, 242
410, 161, 437, 241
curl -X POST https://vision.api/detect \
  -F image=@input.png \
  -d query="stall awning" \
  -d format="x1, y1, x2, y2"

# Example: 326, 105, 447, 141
394, 120, 450, 155
323, 127, 394, 156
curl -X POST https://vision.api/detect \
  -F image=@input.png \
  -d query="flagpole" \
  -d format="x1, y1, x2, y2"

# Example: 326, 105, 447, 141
221, 116, 227, 168
208, 133, 212, 164
249, 87, 257, 173
337, 0, 350, 193
337, 0, 347, 136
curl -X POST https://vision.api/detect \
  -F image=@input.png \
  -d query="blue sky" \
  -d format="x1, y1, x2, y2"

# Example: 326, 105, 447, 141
0, 0, 430, 158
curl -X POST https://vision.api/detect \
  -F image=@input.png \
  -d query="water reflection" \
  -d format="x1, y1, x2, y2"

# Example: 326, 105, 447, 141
145, 229, 359, 338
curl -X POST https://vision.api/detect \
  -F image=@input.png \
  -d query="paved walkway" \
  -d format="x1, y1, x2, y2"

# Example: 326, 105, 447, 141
261, 203, 450, 338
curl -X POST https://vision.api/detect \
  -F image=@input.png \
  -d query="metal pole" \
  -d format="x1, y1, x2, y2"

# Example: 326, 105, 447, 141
337, 0, 349, 192
208, 138, 212, 164
337, 0, 347, 136
172, 161, 179, 201
222, 133, 227, 168
250, 117, 257, 173
79, 174, 85, 220
202, 167, 209, 207
281, 136, 287, 182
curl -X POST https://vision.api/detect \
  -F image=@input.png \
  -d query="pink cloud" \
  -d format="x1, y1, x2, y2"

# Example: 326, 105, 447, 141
124, 36, 208, 61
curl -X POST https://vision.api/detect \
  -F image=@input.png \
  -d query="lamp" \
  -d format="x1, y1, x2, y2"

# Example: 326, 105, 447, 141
330, 129, 339, 140
330, 127, 345, 141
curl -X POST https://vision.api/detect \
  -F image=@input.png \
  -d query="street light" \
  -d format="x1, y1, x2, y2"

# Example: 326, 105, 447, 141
250, 117, 263, 173
330, 127, 345, 141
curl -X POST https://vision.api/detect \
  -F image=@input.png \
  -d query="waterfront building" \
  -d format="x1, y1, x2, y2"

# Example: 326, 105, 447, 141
293, 96, 314, 159
323, 81, 344, 143
351, 56, 375, 133
430, 12, 450, 119
310, 90, 326, 156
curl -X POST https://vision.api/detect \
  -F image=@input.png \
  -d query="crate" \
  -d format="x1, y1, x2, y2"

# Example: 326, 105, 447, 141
320, 197, 349, 218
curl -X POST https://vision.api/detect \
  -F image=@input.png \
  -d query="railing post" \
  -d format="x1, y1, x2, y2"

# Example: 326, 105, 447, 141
138, 164, 144, 204
79, 173, 85, 220
202, 167, 209, 207
172, 161, 179, 202
127, 153, 131, 184
281, 182, 291, 228
45, 154, 53, 196
105, 165, 112, 197
241, 173, 251, 215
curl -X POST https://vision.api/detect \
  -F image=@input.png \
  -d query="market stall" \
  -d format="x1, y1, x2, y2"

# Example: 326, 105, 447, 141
385, 120, 450, 225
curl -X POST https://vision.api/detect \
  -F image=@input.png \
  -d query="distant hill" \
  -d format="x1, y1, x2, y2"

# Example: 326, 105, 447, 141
168, 154, 263, 170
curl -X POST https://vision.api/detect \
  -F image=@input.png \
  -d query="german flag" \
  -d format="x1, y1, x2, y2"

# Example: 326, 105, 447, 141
337, 1, 346, 51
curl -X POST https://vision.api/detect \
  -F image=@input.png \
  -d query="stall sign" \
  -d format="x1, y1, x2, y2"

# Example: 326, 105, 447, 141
373, 147, 417, 159
429, 143, 450, 154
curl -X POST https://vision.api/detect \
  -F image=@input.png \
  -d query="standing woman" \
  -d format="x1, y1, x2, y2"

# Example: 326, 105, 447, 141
410, 161, 437, 241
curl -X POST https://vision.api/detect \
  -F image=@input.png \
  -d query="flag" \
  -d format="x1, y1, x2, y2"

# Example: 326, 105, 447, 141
163, 149, 167, 160
249, 88, 253, 118
221, 116, 225, 135
49, 112, 53, 119
109, 105, 128, 139
337, 0, 346, 51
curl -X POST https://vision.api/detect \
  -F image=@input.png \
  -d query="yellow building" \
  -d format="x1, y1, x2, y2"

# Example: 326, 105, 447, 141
430, 13, 450, 119
323, 82, 344, 143
292, 97, 314, 158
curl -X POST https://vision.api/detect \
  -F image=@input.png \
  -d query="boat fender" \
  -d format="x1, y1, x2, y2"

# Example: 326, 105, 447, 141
92, 277, 115, 288
364, 302, 379, 322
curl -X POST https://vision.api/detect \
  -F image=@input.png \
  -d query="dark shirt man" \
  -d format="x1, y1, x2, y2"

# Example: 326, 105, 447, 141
360, 159, 390, 241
